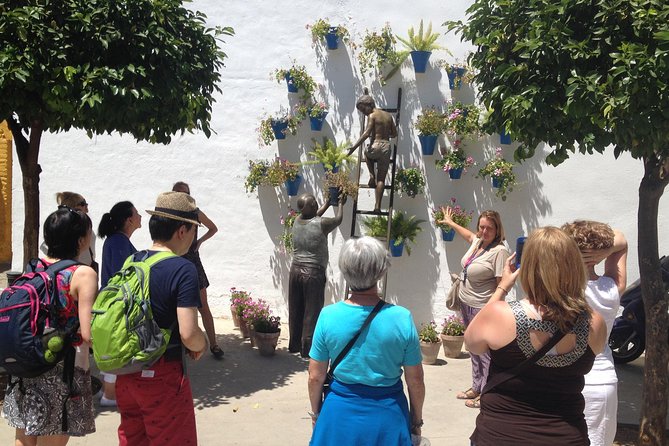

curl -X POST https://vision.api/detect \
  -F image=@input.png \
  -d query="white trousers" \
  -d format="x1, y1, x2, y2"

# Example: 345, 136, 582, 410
583, 382, 618, 446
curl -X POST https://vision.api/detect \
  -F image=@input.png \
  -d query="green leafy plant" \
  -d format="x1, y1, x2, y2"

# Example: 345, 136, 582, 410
279, 208, 299, 253
432, 198, 473, 231
419, 321, 440, 343
307, 137, 355, 171
444, 102, 482, 140
396, 20, 446, 52
415, 108, 444, 136
257, 107, 301, 146
395, 167, 426, 198
362, 211, 425, 255
272, 62, 317, 100
441, 314, 465, 336
435, 141, 475, 173
478, 147, 517, 200
307, 19, 350, 44
244, 160, 272, 193
267, 158, 300, 184
437, 60, 476, 88
324, 170, 359, 201
294, 100, 329, 120
357, 24, 407, 83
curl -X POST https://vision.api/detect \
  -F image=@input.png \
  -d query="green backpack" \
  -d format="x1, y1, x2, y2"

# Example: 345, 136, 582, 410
91, 250, 177, 374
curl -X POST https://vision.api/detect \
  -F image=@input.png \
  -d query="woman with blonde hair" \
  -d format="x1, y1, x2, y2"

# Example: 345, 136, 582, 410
437, 208, 510, 408
466, 227, 607, 445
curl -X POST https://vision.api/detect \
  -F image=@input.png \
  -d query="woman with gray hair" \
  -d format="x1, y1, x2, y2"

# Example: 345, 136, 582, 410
307, 237, 425, 446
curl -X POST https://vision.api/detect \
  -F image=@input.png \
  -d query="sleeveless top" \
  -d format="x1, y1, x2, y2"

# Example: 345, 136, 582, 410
471, 300, 595, 445
292, 217, 327, 269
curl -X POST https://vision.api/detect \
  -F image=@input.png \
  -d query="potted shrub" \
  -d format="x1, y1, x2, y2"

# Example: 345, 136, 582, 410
257, 107, 301, 145
414, 107, 444, 155
418, 321, 441, 365
432, 198, 473, 241
279, 208, 300, 254
396, 20, 449, 73
245, 299, 282, 356
307, 18, 350, 50
362, 211, 425, 257
357, 24, 406, 84
272, 62, 316, 99
324, 169, 358, 206
438, 60, 474, 90
268, 158, 302, 196
307, 137, 355, 172
296, 101, 330, 131
440, 314, 465, 358
229, 287, 252, 328
444, 102, 482, 141
435, 140, 475, 179
478, 147, 517, 201
244, 160, 272, 193
395, 167, 426, 198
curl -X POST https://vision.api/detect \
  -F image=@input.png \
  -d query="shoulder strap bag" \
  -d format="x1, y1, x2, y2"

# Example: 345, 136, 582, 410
482, 330, 566, 395
322, 299, 386, 401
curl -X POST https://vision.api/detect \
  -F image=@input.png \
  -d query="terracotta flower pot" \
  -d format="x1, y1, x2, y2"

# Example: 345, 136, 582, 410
420, 341, 441, 364
248, 326, 257, 347
230, 305, 240, 328
239, 319, 251, 339
440, 334, 464, 358
254, 330, 281, 356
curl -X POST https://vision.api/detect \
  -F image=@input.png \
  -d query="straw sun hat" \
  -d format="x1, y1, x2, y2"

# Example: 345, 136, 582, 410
146, 191, 201, 226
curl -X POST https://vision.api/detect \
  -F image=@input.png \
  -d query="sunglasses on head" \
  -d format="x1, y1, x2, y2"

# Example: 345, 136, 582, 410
77, 201, 88, 207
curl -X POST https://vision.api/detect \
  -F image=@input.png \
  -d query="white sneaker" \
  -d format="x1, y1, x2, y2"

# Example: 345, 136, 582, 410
100, 396, 117, 407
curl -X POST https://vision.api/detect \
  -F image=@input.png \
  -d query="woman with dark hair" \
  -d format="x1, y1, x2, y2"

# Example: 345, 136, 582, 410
171, 182, 222, 359
2, 207, 99, 445
308, 237, 425, 445
98, 201, 142, 287
96, 201, 142, 407
466, 227, 607, 445
437, 208, 510, 408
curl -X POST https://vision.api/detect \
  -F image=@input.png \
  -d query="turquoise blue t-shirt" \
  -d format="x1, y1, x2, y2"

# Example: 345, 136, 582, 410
309, 301, 422, 387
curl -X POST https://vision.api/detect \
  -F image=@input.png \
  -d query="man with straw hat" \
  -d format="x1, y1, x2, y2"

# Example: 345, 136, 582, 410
115, 191, 208, 446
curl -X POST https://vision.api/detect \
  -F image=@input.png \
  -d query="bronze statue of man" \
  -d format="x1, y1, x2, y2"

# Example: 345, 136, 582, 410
288, 193, 344, 357
347, 90, 397, 213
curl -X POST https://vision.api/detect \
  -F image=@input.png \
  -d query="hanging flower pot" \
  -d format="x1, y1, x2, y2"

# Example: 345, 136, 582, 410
389, 239, 405, 257
255, 331, 281, 356
309, 112, 328, 131
499, 131, 512, 145
418, 134, 438, 155
284, 73, 298, 93
410, 50, 432, 73
322, 163, 339, 173
328, 187, 340, 206
446, 67, 468, 90
441, 228, 456, 241
271, 120, 289, 140
285, 174, 302, 196
492, 177, 502, 188
325, 27, 339, 50
448, 168, 463, 179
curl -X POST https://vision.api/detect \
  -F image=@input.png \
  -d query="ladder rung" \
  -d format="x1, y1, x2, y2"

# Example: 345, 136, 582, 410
356, 210, 390, 216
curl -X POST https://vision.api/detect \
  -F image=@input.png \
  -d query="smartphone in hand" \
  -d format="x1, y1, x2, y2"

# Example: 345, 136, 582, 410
515, 236, 527, 269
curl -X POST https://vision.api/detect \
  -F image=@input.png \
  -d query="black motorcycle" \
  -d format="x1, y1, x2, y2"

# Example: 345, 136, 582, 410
609, 255, 669, 364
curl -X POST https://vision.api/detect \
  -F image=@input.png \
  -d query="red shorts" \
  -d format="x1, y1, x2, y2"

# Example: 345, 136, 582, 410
116, 358, 197, 446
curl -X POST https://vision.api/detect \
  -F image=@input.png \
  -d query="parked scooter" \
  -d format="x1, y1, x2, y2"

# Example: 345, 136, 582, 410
608, 255, 669, 364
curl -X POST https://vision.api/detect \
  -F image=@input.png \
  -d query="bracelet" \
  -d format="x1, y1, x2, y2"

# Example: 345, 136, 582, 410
308, 411, 319, 420
412, 419, 424, 429
497, 286, 509, 294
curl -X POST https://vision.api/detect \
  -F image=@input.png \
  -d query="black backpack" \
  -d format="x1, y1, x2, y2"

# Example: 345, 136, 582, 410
0, 259, 80, 378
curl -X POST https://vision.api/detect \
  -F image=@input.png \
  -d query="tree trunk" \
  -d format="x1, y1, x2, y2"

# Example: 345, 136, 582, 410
8, 118, 43, 267
637, 155, 669, 446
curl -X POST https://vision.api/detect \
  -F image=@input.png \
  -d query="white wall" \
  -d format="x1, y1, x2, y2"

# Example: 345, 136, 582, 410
10, 0, 669, 327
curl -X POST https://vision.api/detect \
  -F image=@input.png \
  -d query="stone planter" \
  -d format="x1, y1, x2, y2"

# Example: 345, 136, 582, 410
239, 319, 251, 339
248, 326, 257, 347
440, 334, 464, 359
420, 341, 440, 365
230, 305, 240, 328
254, 330, 281, 356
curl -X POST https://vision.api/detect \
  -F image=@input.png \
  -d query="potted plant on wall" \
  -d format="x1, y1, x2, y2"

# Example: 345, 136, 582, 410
432, 198, 473, 241
307, 18, 350, 50
257, 107, 301, 145
268, 158, 302, 196
357, 24, 405, 84
440, 314, 465, 358
395, 167, 426, 198
272, 62, 316, 99
418, 321, 441, 365
438, 60, 474, 90
296, 101, 330, 131
324, 169, 358, 206
435, 140, 475, 179
396, 20, 449, 73
278, 208, 299, 254
444, 102, 482, 141
307, 137, 355, 172
414, 107, 444, 155
362, 211, 425, 257
244, 160, 272, 193
478, 147, 517, 201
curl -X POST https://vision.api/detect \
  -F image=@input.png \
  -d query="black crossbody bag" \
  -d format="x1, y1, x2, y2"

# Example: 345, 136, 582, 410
321, 300, 386, 401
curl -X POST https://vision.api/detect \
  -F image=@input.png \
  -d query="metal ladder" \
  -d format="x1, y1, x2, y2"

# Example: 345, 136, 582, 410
348, 87, 402, 297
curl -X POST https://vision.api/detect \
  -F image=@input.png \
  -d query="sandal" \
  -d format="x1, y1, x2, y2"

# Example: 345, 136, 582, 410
465, 396, 481, 409
456, 388, 479, 400
210, 345, 224, 360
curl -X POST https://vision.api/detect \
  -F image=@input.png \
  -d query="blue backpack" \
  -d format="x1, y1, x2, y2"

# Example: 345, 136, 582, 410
0, 259, 80, 378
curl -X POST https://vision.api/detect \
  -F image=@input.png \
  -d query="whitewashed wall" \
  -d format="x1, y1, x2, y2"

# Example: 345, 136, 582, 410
10, 0, 669, 326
